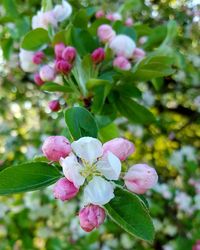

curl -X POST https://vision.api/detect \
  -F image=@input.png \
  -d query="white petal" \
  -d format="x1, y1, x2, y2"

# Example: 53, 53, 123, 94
60, 153, 85, 188
71, 137, 103, 165
53, 0, 72, 22
96, 152, 121, 180
83, 176, 114, 205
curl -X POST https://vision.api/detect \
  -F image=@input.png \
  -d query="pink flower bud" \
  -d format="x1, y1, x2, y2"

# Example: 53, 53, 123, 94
55, 59, 72, 74
39, 65, 56, 82
32, 51, 45, 64
42, 136, 71, 161
193, 241, 200, 250
132, 48, 146, 61
34, 73, 44, 86
62, 46, 76, 63
124, 164, 158, 194
125, 17, 134, 27
54, 43, 65, 59
91, 48, 105, 64
53, 177, 79, 201
48, 100, 61, 112
79, 204, 106, 232
95, 10, 105, 19
113, 56, 131, 71
103, 138, 135, 161
97, 24, 116, 43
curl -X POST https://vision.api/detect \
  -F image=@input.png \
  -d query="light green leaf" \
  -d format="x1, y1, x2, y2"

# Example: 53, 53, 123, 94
21, 28, 50, 51
41, 82, 73, 93
131, 55, 175, 81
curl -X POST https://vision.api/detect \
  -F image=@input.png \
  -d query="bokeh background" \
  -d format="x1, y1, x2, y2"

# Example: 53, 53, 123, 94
0, 0, 200, 249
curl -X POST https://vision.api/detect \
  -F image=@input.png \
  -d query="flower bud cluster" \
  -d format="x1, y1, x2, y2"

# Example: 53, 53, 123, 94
42, 136, 158, 232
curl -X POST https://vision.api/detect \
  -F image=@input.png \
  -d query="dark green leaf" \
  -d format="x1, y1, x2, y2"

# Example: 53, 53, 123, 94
0, 162, 62, 195
115, 83, 142, 98
21, 28, 50, 51
71, 27, 99, 56
73, 9, 89, 29
104, 187, 155, 242
65, 107, 98, 140
115, 95, 156, 124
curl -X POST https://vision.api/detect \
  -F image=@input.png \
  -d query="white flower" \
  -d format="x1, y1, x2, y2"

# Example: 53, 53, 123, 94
60, 137, 121, 205
19, 49, 38, 72
109, 35, 136, 59
32, 10, 57, 30
83, 176, 114, 205
53, 0, 72, 22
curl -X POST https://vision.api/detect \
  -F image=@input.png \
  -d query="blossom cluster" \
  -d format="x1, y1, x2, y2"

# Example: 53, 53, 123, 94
42, 136, 158, 232
97, 24, 146, 70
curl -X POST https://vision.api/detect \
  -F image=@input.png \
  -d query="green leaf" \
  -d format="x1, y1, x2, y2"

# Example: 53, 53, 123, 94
64, 107, 98, 140
73, 9, 89, 29
1, 38, 13, 60
71, 27, 99, 56
0, 162, 61, 195
131, 55, 175, 81
3, 0, 19, 18
113, 21, 136, 40
91, 85, 112, 114
86, 78, 111, 90
21, 28, 50, 51
115, 83, 142, 98
41, 82, 73, 93
104, 187, 155, 242
53, 26, 72, 45
115, 95, 156, 125
98, 123, 119, 142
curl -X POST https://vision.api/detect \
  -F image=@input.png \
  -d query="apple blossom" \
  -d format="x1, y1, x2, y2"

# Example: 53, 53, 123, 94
109, 35, 136, 59
19, 49, 38, 72
113, 56, 131, 71
125, 17, 134, 26
103, 138, 135, 161
132, 48, 146, 61
55, 60, 72, 74
62, 46, 76, 63
53, 177, 79, 201
34, 73, 44, 86
32, 10, 57, 30
60, 137, 121, 205
53, 0, 72, 22
48, 100, 61, 112
106, 12, 122, 21
42, 136, 71, 161
79, 204, 106, 232
97, 24, 116, 43
54, 43, 65, 59
124, 164, 158, 194
39, 65, 56, 82
95, 10, 105, 19
91, 48, 105, 64
32, 51, 45, 65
